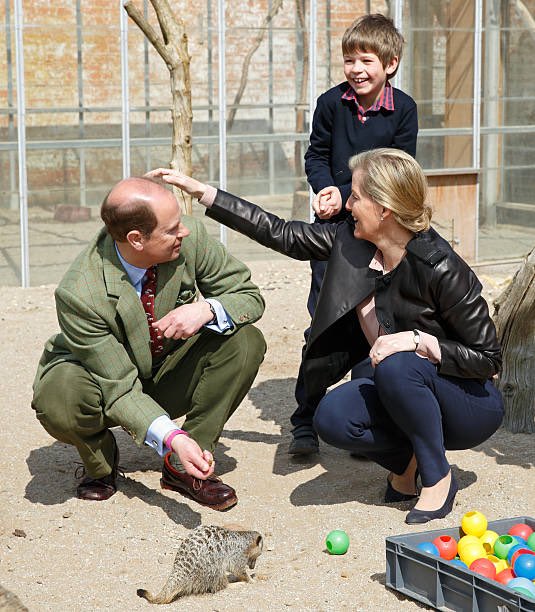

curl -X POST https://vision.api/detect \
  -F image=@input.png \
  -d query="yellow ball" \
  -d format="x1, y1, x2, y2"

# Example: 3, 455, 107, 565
458, 534, 481, 554
460, 541, 486, 566
461, 511, 488, 537
487, 554, 508, 573
480, 530, 500, 553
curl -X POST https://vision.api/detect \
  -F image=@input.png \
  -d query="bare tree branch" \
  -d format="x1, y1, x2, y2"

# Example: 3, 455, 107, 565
227, 0, 284, 131
123, 1, 173, 65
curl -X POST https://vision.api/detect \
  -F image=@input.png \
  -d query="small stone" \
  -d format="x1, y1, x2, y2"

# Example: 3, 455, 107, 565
62, 512, 72, 518
13, 529, 26, 538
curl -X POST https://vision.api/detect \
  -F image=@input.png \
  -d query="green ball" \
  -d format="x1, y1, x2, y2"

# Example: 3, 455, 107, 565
326, 529, 350, 555
527, 532, 535, 552
510, 586, 535, 600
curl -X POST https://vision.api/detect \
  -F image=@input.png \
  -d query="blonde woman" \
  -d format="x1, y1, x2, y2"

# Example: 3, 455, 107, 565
147, 148, 504, 524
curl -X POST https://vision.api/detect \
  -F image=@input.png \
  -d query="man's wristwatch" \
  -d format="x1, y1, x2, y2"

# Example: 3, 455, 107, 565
207, 302, 217, 323
413, 329, 420, 351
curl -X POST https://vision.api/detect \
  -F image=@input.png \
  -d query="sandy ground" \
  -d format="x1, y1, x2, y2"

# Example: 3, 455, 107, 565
0, 258, 533, 611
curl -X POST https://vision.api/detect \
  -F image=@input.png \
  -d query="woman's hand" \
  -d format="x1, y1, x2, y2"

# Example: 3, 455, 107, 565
369, 331, 417, 367
144, 168, 207, 200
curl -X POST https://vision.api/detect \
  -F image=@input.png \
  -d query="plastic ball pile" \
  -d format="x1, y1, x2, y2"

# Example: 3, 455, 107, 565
416, 511, 535, 600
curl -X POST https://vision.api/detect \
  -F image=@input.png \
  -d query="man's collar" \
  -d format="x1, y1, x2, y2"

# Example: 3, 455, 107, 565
114, 242, 147, 288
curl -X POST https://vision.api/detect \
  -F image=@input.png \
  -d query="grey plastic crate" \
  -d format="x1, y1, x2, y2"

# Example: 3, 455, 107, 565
386, 516, 535, 611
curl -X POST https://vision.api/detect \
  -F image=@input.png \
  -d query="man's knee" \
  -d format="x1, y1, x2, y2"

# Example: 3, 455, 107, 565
32, 363, 102, 435
231, 325, 266, 371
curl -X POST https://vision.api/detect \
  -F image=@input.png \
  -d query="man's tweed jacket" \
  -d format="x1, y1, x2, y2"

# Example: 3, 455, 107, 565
33, 216, 264, 445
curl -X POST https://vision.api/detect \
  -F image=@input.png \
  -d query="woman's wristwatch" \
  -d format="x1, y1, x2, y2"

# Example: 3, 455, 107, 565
413, 329, 420, 351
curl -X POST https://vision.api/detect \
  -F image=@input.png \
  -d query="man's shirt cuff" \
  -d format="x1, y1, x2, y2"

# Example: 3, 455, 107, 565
144, 415, 180, 457
204, 298, 233, 333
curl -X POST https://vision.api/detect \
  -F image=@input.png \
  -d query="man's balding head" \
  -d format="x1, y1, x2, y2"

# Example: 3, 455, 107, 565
101, 177, 169, 242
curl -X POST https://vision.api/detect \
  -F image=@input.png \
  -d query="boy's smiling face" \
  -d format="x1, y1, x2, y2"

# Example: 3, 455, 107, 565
343, 49, 398, 110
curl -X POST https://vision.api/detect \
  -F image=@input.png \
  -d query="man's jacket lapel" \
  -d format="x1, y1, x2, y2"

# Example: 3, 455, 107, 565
154, 253, 186, 321
101, 236, 153, 378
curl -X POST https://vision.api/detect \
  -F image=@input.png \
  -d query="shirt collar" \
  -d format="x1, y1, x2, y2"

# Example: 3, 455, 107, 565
369, 249, 385, 272
114, 242, 147, 291
341, 81, 395, 113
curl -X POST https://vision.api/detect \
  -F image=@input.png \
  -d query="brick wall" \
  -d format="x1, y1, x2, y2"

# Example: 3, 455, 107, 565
0, 1, 372, 206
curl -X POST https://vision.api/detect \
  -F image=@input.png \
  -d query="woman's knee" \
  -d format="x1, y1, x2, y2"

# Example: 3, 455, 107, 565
314, 396, 342, 446
374, 352, 434, 394
313, 381, 370, 448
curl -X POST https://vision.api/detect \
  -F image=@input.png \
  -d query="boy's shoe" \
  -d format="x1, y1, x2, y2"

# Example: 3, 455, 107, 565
288, 424, 319, 455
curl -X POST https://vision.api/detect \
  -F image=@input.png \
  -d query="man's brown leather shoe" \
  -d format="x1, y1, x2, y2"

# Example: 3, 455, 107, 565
161, 452, 237, 511
76, 437, 119, 501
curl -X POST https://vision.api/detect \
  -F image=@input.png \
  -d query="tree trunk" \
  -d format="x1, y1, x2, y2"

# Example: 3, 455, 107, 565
124, 0, 193, 213
493, 247, 535, 432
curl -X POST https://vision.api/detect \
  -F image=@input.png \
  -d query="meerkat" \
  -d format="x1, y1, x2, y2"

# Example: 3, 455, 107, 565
137, 524, 263, 604
0, 585, 28, 611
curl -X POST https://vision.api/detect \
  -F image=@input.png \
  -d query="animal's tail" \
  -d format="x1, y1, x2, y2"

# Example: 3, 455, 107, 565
137, 586, 182, 605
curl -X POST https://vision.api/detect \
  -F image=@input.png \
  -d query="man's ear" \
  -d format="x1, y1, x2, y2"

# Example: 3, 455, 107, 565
386, 56, 399, 76
126, 229, 144, 252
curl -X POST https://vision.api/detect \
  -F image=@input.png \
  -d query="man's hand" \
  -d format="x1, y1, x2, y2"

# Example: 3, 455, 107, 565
153, 302, 213, 340
143, 168, 207, 200
369, 331, 416, 367
168, 434, 215, 480
312, 186, 343, 219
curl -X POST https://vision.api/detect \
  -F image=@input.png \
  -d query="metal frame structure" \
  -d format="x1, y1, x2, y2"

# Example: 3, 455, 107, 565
3, 0, 534, 286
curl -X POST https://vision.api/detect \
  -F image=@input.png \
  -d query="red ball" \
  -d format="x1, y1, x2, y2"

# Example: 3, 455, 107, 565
508, 523, 534, 541
433, 534, 458, 560
510, 547, 535, 568
495, 568, 516, 585
470, 557, 497, 580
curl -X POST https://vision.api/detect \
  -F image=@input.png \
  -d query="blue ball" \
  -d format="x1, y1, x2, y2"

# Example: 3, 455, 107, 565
514, 554, 535, 581
507, 543, 526, 564
508, 577, 535, 597
449, 558, 468, 569
417, 542, 440, 556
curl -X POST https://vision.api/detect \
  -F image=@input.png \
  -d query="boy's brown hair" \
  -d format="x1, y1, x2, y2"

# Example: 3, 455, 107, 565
342, 13, 404, 79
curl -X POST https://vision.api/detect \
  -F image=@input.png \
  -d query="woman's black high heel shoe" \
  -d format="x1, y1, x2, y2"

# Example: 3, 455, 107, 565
405, 472, 458, 524
384, 469, 419, 503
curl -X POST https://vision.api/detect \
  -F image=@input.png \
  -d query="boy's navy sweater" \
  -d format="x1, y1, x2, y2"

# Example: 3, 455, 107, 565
304, 82, 418, 222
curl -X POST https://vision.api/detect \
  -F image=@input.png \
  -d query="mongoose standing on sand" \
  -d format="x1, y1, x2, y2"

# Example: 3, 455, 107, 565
137, 525, 263, 604
0, 585, 28, 611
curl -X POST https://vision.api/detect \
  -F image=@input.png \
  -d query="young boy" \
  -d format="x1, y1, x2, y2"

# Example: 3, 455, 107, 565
290, 13, 418, 455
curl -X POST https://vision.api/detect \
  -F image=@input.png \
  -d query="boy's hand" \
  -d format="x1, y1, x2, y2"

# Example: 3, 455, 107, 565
312, 186, 343, 219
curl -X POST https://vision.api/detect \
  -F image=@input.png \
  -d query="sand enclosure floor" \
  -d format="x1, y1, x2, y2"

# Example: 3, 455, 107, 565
1, 258, 533, 611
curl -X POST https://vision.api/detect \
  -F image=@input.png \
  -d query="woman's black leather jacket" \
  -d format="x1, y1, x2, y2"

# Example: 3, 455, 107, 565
206, 190, 502, 398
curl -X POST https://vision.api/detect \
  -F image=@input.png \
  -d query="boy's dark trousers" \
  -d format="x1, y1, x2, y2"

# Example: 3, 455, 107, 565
292, 258, 328, 432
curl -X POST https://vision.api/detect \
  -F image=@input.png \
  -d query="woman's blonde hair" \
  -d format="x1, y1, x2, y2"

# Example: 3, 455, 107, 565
348, 148, 432, 232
